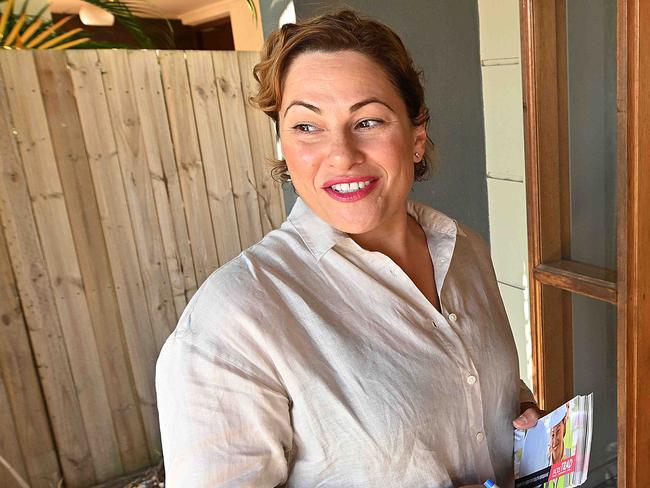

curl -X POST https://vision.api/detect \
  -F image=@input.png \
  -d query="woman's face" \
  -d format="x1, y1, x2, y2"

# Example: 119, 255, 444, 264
279, 50, 427, 235
549, 419, 566, 463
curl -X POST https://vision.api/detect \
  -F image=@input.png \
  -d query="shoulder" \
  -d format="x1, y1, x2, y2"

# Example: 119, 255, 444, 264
157, 223, 308, 390
456, 221, 490, 256
166, 221, 308, 348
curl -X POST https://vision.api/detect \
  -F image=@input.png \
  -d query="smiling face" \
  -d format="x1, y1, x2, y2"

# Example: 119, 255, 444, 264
549, 418, 567, 464
279, 50, 427, 236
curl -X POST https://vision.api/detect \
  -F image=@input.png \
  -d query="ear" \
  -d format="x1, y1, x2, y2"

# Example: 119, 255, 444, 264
412, 123, 427, 160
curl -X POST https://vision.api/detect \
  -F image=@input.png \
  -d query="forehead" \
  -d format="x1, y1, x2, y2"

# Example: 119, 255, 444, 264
281, 50, 402, 110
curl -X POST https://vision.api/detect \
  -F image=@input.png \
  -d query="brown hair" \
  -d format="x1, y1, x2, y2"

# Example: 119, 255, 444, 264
252, 9, 435, 182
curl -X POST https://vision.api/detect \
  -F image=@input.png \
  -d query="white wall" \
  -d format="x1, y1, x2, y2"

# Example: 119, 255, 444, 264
2, 0, 50, 18
477, 0, 533, 390
180, 0, 264, 50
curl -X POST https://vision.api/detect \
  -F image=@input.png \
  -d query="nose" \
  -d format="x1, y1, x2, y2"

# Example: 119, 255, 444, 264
326, 129, 363, 170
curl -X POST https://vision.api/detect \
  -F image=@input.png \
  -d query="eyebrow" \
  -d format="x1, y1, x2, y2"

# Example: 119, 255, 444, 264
283, 97, 396, 118
350, 97, 396, 114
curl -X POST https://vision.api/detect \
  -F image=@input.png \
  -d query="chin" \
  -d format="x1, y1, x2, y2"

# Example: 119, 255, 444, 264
325, 214, 378, 235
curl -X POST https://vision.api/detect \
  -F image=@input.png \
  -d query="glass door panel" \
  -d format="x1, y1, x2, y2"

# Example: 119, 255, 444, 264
566, 0, 617, 270
571, 293, 617, 486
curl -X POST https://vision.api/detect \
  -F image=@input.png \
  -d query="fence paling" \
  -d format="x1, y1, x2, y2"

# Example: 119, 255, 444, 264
67, 49, 162, 466
35, 49, 152, 473
99, 48, 178, 353
0, 51, 94, 487
238, 50, 287, 232
186, 50, 242, 266
127, 49, 193, 316
0, 233, 62, 487
0, 49, 284, 488
159, 50, 220, 286
213, 50, 265, 251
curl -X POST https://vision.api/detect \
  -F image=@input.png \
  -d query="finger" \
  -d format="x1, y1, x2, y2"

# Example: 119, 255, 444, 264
512, 407, 540, 429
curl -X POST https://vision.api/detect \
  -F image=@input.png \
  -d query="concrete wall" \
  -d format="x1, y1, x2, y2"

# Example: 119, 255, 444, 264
263, 0, 490, 242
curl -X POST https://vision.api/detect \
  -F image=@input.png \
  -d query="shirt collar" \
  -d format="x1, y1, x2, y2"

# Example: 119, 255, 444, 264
287, 197, 466, 261
287, 198, 348, 260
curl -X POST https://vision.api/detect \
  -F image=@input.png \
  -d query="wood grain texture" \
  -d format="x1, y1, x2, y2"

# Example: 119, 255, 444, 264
0, 51, 94, 487
212, 51, 264, 250
66, 49, 161, 460
0, 49, 284, 487
238, 51, 286, 233
519, 0, 572, 409
127, 50, 194, 314
619, 0, 650, 483
616, 0, 629, 483
0, 147, 61, 488
98, 49, 177, 351
34, 50, 150, 474
4, 50, 121, 483
0, 375, 28, 488
524, 0, 650, 481
533, 260, 617, 304
159, 50, 219, 287
186, 50, 241, 265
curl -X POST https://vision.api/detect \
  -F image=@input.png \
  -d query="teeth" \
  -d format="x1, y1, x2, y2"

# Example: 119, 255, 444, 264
330, 180, 372, 193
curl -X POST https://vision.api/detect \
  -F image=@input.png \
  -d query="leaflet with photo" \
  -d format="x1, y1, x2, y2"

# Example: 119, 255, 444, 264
514, 393, 593, 488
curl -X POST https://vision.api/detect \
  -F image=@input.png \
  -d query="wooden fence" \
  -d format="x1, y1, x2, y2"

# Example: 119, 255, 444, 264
0, 49, 285, 488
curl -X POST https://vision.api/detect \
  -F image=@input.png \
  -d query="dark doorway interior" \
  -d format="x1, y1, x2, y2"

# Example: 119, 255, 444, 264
193, 17, 235, 50
51, 14, 235, 50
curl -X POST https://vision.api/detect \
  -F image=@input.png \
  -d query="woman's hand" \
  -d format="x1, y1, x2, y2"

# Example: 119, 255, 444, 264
513, 403, 545, 430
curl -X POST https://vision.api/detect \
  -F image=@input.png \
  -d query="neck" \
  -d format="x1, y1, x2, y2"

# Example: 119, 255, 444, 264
350, 206, 422, 269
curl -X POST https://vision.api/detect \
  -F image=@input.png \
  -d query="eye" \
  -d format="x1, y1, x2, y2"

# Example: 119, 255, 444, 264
292, 123, 319, 133
356, 119, 383, 130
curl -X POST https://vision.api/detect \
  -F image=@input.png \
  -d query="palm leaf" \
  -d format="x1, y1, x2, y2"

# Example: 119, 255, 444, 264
1, 0, 174, 50
52, 37, 91, 50
245, 0, 258, 22
25, 15, 75, 48
18, 16, 43, 45
38, 27, 85, 49
0, 0, 15, 43
80, 0, 175, 49
3, 12, 25, 46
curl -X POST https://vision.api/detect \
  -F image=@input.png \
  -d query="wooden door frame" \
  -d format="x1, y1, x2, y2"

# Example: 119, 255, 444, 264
520, 0, 650, 483
617, 1, 650, 484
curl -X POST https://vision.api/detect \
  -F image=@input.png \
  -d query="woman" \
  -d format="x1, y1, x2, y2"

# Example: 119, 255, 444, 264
156, 9, 541, 488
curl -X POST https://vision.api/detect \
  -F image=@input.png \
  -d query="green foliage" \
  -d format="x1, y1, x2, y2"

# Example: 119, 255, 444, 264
80, 0, 174, 49
0, 0, 175, 50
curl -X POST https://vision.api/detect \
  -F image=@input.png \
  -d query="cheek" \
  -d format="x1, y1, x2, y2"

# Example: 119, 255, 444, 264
283, 141, 324, 171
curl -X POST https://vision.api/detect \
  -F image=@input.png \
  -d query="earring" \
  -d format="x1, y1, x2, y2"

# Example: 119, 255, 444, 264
414, 152, 421, 161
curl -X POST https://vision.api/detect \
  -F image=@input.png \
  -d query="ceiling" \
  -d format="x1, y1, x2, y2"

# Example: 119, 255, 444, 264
49, 0, 224, 20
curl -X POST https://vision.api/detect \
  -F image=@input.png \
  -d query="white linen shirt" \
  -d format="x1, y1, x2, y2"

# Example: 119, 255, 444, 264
156, 197, 535, 488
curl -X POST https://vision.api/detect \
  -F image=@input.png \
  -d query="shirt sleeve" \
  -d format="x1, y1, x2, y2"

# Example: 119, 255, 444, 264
156, 333, 293, 488
519, 379, 537, 406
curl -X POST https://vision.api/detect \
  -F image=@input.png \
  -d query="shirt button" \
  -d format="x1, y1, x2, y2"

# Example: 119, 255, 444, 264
439, 257, 447, 263
467, 375, 477, 385
448, 313, 458, 322
476, 432, 485, 443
